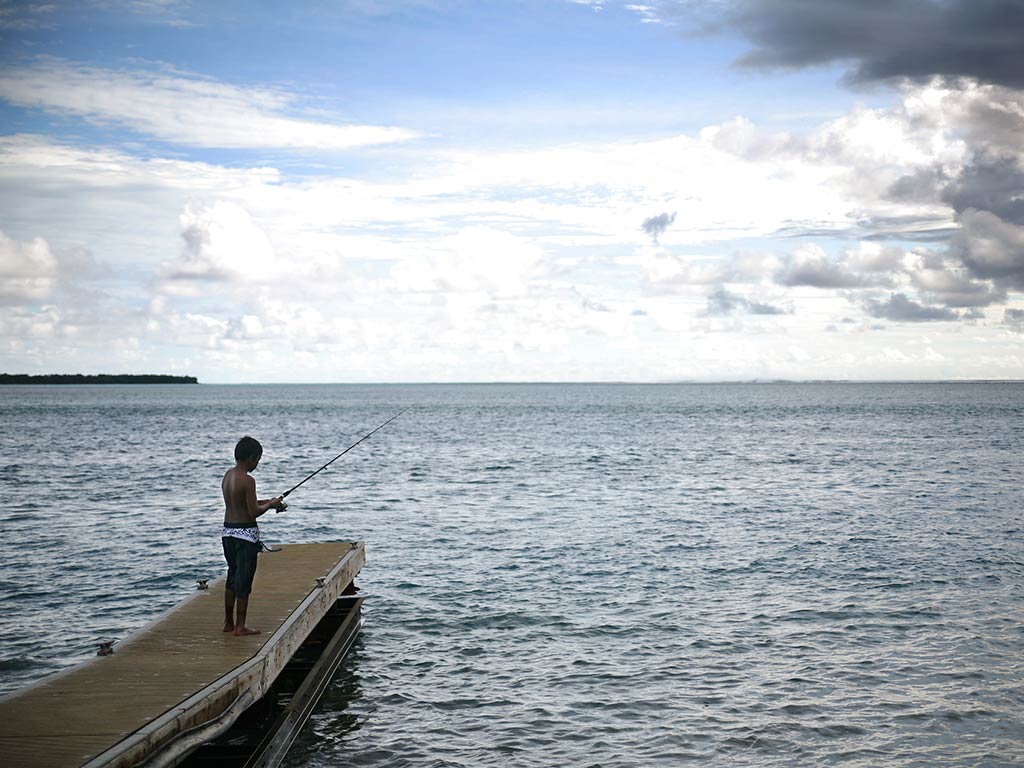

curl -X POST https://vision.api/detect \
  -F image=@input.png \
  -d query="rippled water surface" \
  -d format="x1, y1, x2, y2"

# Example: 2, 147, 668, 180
1, 383, 1022, 766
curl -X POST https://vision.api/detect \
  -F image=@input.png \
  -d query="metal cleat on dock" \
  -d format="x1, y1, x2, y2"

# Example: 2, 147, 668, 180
96, 640, 115, 656
196, 579, 209, 590
314, 577, 326, 588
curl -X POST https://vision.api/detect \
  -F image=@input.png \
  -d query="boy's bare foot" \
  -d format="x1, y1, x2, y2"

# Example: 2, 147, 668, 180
223, 623, 235, 633
234, 626, 261, 636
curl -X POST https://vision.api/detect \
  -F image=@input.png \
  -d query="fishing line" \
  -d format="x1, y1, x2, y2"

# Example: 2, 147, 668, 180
275, 406, 412, 509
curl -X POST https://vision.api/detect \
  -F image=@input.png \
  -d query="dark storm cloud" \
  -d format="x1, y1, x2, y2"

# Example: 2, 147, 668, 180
942, 156, 1024, 225
905, 250, 1008, 307
772, 244, 902, 290
864, 292, 959, 322
702, 286, 788, 316
861, 223, 959, 244
949, 208, 1024, 290
881, 96, 1024, 297
724, 0, 1024, 89
953, 86, 1024, 152
885, 88, 1024, 235
683, 0, 1024, 299
935, 94, 1024, 294
641, 211, 676, 243
886, 168, 949, 206
748, 299, 788, 315
914, 274, 1006, 308
776, 258, 880, 289
696, 0, 1024, 309
771, 218, 957, 244
636, 0, 1024, 320
1003, 307, 1024, 330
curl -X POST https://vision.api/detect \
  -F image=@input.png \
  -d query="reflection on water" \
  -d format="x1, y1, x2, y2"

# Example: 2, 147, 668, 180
286, 640, 367, 764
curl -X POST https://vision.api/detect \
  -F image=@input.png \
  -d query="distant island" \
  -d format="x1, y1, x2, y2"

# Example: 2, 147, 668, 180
0, 374, 198, 385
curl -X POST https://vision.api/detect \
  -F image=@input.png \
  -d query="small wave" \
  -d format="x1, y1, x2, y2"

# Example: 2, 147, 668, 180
894, 707, 996, 723
0, 656, 43, 671
780, 608, 872, 622
2, 512, 45, 522
661, 542, 710, 552
0, 589, 55, 603
460, 611, 568, 631
934, 670, 986, 681
778, 703, 818, 716
811, 724, 868, 738
775, 456, 808, 464
717, 732, 790, 753
394, 581, 423, 590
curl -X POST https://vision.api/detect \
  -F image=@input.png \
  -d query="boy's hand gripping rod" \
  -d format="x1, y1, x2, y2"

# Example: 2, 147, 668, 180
274, 406, 412, 511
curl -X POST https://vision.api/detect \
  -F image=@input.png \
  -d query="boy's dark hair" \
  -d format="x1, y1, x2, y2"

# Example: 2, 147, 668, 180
234, 436, 263, 462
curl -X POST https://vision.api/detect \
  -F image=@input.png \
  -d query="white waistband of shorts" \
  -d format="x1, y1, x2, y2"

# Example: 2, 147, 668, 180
222, 526, 260, 544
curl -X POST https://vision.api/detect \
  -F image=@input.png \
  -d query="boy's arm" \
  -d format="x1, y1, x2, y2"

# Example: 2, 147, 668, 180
252, 489, 284, 516
245, 477, 264, 518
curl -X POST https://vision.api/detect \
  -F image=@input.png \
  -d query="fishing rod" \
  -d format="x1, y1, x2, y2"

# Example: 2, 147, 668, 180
274, 406, 412, 510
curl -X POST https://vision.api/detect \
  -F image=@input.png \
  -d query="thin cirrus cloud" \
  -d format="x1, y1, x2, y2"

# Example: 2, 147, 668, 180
0, 58, 420, 150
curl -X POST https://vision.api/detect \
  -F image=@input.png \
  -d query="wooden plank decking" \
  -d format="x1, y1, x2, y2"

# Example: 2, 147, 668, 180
0, 541, 365, 768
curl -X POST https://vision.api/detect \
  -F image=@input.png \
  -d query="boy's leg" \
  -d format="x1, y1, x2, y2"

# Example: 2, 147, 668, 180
234, 596, 259, 636
232, 540, 261, 636
222, 537, 237, 631
223, 588, 236, 632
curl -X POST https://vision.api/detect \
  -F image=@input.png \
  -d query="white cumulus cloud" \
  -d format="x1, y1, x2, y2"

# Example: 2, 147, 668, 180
163, 200, 278, 283
0, 231, 58, 302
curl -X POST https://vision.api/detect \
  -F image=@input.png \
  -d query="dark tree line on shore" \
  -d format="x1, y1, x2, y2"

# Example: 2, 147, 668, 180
0, 374, 198, 385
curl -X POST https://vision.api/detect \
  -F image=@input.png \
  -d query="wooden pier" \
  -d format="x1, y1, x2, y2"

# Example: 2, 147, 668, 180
0, 541, 365, 768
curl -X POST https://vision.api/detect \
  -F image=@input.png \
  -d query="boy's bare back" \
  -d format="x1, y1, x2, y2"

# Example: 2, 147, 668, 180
222, 466, 259, 525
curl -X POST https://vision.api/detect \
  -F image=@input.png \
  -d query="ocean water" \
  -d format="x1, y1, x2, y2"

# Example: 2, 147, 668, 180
0, 382, 1022, 767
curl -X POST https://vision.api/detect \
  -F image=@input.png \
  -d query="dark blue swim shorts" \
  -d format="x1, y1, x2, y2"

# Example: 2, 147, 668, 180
222, 536, 260, 597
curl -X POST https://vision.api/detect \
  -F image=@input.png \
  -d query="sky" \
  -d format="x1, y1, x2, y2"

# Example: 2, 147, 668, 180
1, 0, 1023, 383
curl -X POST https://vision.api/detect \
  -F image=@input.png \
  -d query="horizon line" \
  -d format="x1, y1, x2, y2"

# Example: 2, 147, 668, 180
197, 378, 1024, 385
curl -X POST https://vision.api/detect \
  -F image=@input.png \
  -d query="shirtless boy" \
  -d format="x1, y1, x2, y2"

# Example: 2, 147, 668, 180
221, 436, 285, 636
